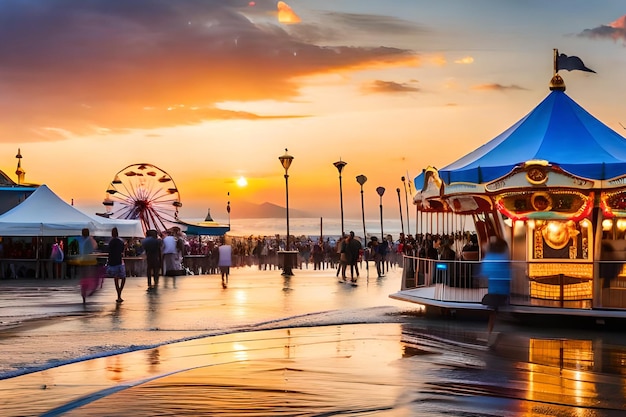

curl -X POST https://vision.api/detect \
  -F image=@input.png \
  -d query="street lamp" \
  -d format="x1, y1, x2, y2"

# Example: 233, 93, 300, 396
402, 176, 410, 234
396, 187, 405, 236
226, 191, 231, 228
376, 186, 386, 274
279, 148, 294, 276
407, 178, 414, 235
376, 186, 385, 241
333, 159, 347, 237
356, 174, 367, 242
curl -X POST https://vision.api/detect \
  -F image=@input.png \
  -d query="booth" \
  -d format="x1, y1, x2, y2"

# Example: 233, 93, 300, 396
0, 184, 142, 278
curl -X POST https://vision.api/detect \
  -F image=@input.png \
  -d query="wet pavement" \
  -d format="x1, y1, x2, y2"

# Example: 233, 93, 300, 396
2, 265, 626, 416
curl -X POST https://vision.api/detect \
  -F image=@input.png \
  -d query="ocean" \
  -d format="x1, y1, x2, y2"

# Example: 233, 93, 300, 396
225, 215, 477, 241
223, 216, 473, 241
226, 217, 405, 240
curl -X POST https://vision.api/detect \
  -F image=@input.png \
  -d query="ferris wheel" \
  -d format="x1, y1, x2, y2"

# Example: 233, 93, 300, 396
103, 163, 182, 234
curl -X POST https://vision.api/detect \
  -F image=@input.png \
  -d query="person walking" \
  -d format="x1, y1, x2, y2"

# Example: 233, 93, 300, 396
312, 240, 324, 270
217, 239, 232, 288
141, 229, 162, 291
77, 228, 99, 304
346, 231, 362, 282
480, 236, 511, 336
367, 236, 384, 278
106, 227, 127, 303
337, 234, 348, 279
162, 230, 177, 275
50, 238, 64, 279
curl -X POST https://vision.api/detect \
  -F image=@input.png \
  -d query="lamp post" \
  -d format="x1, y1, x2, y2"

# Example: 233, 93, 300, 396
356, 174, 367, 242
333, 159, 347, 237
227, 191, 231, 228
279, 148, 294, 276
407, 178, 414, 235
376, 186, 385, 241
396, 187, 405, 236
402, 176, 410, 234
376, 186, 385, 274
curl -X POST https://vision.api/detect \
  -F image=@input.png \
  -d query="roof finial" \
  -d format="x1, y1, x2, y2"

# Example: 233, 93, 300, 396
205, 208, 214, 222
15, 148, 25, 185
549, 48, 566, 91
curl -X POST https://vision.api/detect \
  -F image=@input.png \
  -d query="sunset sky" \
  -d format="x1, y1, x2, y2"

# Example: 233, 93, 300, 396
0, 1, 625, 225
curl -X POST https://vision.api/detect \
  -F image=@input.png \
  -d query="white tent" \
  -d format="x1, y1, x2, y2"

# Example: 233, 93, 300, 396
0, 184, 142, 237
88, 214, 143, 238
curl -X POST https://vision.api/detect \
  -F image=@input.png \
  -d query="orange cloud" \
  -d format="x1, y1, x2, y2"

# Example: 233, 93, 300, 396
471, 83, 526, 91
578, 14, 626, 42
0, 1, 416, 142
277, 1, 301, 24
362, 80, 419, 94
454, 56, 474, 64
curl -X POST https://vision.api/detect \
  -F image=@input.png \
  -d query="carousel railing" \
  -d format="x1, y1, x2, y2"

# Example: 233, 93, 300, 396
400, 255, 487, 303
400, 254, 532, 304
400, 255, 626, 309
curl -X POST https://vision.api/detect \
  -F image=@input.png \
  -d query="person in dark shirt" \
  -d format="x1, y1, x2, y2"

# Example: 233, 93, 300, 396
107, 227, 127, 303
439, 238, 456, 261
141, 229, 162, 291
461, 233, 480, 260
346, 231, 362, 282
367, 236, 384, 277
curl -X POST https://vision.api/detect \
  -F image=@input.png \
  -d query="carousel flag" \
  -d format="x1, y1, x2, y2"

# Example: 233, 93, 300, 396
556, 53, 595, 73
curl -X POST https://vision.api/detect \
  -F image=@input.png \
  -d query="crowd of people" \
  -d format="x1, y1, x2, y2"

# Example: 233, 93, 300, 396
3, 224, 490, 306
224, 232, 407, 275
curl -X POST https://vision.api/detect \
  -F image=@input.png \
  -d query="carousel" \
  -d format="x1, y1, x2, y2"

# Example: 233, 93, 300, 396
390, 65, 626, 324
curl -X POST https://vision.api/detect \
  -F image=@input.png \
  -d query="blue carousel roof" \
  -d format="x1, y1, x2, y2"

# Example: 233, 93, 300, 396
416, 90, 626, 188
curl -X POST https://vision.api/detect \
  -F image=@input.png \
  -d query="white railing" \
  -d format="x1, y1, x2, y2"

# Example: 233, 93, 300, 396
401, 256, 484, 289
400, 255, 626, 309
400, 255, 487, 303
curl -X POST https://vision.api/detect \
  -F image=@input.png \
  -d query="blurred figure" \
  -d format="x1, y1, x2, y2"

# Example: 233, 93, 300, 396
312, 240, 324, 270
461, 233, 480, 261
480, 236, 511, 335
162, 229, 180, 276
337, 234, 348, 279
439, 237, 456, 261
142, 229, 162, 290
218, 239, 232, 288
367, 236, 383, 277
50, 237, 64, 279
346, 231, 362, 282
77, 228, 100, 304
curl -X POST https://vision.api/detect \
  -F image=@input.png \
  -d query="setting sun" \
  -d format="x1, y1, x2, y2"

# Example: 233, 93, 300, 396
236, 176, 248, 187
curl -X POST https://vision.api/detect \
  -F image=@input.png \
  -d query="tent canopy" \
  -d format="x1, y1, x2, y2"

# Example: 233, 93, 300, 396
181, 223, 230, 236
88, 213, 144, 238
177, 209, 230, 236
415, 90, 626, 188
0, 184, 142, 237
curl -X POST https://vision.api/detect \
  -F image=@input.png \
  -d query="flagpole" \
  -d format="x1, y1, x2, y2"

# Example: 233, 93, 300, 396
550, 49, 566, 92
